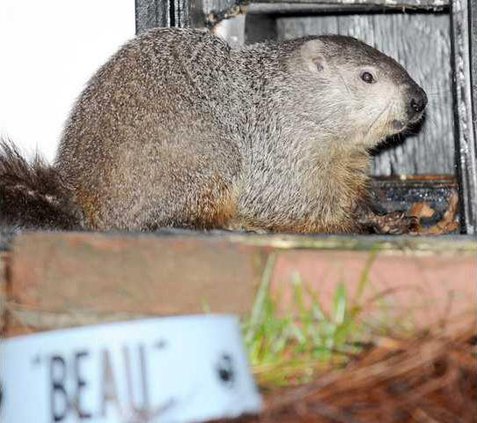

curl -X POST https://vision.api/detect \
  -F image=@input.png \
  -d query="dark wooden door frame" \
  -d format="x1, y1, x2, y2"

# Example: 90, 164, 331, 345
451, 0, 477, 234
465, 0, 477, 234
135, 0, 202, 30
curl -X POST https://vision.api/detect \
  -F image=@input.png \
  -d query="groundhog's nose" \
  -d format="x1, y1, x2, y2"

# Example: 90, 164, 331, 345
407, 87, 428, 117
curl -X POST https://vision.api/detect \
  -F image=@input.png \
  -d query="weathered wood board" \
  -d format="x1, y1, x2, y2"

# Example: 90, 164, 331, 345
454, 0, 477, 233
205, 0, 450, 24
136, 0, 198, 30
2, 232, 476, 337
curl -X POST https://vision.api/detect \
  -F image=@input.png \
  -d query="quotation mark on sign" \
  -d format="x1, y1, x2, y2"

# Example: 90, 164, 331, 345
216, 353, 235, 388
0, 379, 3, 412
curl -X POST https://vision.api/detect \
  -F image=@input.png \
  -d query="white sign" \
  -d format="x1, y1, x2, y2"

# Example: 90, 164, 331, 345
0, 315, 262, 422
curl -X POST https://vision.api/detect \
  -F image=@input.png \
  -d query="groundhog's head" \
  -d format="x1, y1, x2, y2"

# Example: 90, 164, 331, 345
287, 35, 427, 148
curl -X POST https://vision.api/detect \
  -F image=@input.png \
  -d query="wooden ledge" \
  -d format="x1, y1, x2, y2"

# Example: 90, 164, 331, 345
1, 231, 475, 337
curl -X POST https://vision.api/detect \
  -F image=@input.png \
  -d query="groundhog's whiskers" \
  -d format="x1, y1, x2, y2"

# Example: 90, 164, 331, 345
425, 89, 447, 97
337, 72, 352, 95
366, 101, 393, 140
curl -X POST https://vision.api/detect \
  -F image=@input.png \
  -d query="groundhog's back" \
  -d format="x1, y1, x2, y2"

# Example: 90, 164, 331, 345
55, 28, 243, 230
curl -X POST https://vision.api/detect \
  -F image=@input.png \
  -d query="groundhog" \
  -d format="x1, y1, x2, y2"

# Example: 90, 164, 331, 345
0, 27, 427, 234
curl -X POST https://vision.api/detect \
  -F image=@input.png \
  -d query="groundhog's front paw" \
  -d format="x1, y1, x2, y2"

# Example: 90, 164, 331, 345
224, 221, 269, 234
375, 211, 419, 235
360, 211, 419, 235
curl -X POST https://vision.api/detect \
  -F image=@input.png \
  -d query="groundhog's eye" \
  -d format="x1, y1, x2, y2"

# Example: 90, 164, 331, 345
361, 71, 375, 84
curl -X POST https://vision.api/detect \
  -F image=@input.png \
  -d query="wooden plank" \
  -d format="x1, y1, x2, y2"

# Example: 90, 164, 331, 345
206, 0, 449, 26
5, 232, 476, 337
275, 13, 455, 176
135, 0, 201, 32
7, 232, 267, 336
452, 0, 477, 234
135, 0, 171, 33
247, 1, 448, 14
254, 0, 448, 7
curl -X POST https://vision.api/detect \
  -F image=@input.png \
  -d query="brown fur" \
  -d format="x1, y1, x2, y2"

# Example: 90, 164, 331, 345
0, 28, 427, 233
195, 175, 237, 229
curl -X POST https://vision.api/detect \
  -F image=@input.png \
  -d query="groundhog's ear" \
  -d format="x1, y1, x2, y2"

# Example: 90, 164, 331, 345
301, 39, 326, 73
312, 56, 325, 72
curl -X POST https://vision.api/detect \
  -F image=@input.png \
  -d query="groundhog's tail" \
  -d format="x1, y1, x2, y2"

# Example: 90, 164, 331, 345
0, 139, 83, 231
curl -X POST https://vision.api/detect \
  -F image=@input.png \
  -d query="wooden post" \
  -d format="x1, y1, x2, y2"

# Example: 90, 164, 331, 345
135, 0, 203, 33
465, 0, 477, 234
136, 0, 169, 32
451, 0, 477, 234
